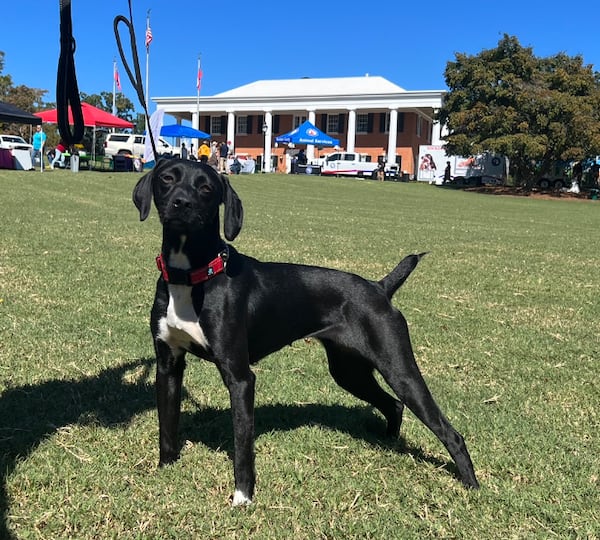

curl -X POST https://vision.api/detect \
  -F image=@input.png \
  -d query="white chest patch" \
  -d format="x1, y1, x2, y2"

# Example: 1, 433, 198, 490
156, 238, 209, 352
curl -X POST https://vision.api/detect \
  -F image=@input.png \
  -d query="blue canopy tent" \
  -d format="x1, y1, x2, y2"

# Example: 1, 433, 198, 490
160, 124, 211, 139
275, 120, 339, 147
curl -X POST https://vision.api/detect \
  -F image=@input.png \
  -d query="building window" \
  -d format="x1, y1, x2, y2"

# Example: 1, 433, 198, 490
416, 115, 422, 137
327, 114, 339, 134
397, 112, 405, 132
379, 112, 391, 133
293, 115, 306, 128
357, 113, 369, 134
236, 116, 248, 135
211, 116, 222, 135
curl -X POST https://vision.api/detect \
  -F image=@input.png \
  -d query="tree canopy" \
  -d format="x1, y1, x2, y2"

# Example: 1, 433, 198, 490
80, 91, 135, 123
437, 35, 600, 186
0, 52, 47, 137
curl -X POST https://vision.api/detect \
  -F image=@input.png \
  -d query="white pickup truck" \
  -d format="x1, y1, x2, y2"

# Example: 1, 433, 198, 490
103, 133, 176, 158
315, 152, 398, 179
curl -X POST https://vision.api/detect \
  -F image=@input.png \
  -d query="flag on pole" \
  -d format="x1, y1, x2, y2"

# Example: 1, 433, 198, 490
197, 67, 203, 91
114, 65, 122, 91
145, 26, 153, 49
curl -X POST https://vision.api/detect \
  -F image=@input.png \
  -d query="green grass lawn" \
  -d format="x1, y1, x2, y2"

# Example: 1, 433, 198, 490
0, 168, 598, 539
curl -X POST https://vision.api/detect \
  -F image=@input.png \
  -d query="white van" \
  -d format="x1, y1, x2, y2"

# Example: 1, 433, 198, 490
317, 152, 399, 179
103, 133, 176, 158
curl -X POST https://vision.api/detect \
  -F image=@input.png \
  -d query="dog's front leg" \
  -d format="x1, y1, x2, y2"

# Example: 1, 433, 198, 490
218, 359, 256, 506
155, 341, 186, 466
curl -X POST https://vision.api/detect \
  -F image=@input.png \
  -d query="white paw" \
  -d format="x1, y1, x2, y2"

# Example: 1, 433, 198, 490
232, 490, 252, 507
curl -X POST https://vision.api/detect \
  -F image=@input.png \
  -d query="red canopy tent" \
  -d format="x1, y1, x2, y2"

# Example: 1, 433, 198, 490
35, 103, 134, 163
35, 102, 134, 128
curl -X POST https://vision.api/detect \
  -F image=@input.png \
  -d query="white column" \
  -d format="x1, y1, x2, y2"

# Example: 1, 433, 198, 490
431, 118, 445, 145
263, 111, 272, 173
227, 111, 235, 152
387, 108, 398, 166
346, 109, 356, 152
307, 109, 316, 162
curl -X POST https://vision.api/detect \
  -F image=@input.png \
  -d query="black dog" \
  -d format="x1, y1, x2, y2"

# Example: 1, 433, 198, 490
133, 159, 479, 505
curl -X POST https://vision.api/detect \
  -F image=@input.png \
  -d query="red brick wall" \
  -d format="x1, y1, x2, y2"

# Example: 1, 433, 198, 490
200, 111, 432, 176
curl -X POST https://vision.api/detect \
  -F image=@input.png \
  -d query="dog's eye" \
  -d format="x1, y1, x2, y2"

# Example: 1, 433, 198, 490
199, 184, 213, 193
161, 174, 175, 185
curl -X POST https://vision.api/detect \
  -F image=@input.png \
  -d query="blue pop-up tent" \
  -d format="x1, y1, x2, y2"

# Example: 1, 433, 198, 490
160, 124, 211, 139
275, 120, 339, 147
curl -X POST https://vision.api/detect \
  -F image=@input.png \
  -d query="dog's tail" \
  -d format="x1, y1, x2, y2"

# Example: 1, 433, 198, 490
378, 252, 428, 299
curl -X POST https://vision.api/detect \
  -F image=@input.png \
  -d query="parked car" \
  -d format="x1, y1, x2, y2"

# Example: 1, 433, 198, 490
103, 133, 175, 158
0, 134, 33, 152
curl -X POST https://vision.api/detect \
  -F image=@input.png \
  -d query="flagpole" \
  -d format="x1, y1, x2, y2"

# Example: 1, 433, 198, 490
112, 57, 117, 117
144, 9, 151, 133
196, 54, 201, 117
196, 54, 201, 150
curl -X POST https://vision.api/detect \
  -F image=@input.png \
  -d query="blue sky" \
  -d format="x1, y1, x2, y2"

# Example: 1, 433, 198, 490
2, 1, 599, 115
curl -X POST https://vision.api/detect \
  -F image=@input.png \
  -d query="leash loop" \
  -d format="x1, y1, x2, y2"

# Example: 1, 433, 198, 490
57, 0, 84, 145
113, 1, 158, 158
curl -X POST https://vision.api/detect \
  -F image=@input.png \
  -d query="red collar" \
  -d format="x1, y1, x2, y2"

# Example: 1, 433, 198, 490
156, 246, 229, 285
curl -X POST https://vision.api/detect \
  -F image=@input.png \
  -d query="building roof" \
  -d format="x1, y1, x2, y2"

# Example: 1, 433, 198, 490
153, 76, 443, 123
214, 76, 406, 99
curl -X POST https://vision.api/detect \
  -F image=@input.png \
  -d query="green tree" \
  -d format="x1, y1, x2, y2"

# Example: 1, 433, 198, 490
0, 52, 12, 97
80, 91, 135, 122
0, 51, 48, 138
437, 35, 600, 187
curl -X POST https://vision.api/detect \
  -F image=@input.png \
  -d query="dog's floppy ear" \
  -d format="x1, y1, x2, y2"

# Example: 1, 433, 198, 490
221, 174, 243, 241
132, 171, 154, 221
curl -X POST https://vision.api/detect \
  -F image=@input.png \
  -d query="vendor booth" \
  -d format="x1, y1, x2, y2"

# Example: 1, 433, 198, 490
0, 101, 41, 170
275, 121, 339, 174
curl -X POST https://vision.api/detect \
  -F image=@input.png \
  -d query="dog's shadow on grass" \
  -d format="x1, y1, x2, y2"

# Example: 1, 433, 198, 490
0, 359, 156, 540
0, 360, 452, 539
180, 402, 452, 475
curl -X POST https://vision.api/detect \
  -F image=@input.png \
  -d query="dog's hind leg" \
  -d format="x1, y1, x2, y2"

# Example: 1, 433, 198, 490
323, 343, 404, 437
372, 322, 479, 488
390, 368, 479, 488
155, 342, 186, 466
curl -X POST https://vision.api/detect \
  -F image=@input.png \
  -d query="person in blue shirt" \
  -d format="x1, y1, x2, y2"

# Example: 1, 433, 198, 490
31, 125, 47, 170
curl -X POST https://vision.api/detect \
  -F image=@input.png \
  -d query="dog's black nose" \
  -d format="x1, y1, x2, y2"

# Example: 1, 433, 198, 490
173, 198, 192, 209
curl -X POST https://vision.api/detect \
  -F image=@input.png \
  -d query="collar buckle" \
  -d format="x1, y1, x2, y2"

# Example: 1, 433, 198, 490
156, 245, 229, 285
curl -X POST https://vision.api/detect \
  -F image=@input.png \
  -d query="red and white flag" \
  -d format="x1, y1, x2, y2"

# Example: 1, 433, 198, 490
145, 26, 153, 49
196, 67, 203, 91
114, 65, 122, 91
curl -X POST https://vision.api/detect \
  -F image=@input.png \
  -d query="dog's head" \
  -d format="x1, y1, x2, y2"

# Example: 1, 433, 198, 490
132, 158, 243, 241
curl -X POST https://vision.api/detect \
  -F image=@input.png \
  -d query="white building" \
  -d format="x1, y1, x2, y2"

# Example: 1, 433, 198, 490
153, 75, 444, 175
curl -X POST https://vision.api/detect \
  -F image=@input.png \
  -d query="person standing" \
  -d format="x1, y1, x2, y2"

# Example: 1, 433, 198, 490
180, 142, 188, 160
297, 148, 307, 165
31, 125, 47, 170
377, 149, 387, 181
219, 140, 229, 173
208, 141, 219, 170
198, 140, 211, 163
443, 161, 452, 183
591, 161, 600, 187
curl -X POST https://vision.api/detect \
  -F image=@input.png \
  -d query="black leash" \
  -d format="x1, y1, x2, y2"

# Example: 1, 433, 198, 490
56, 0, 157, 158
114, 1, 158, 158
57, 0, 84, 145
